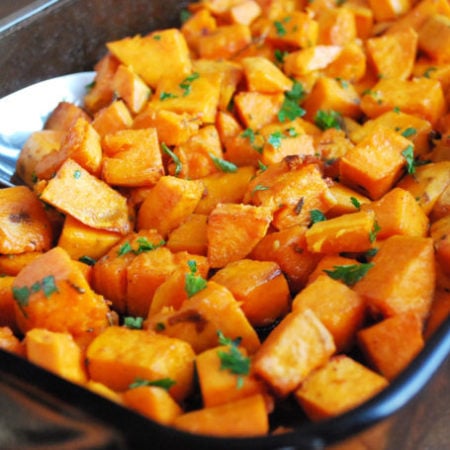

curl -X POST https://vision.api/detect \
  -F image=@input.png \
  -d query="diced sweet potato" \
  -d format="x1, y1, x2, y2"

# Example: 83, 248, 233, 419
207, 203, 272, 269
295, 355, 388, 421
0, 326, 24, 355
12, 247, 111, 345
425, 289, 450, 339
430, 214, 450, 276
92, 100, 133, 138
122, 385, 183, 424
137, 176, 204, 238
317, 7, 357, 46
86, 326, 195, 401
418, 14, 450, 63
305, 209, 376, 254
39, 159, 131, 235
166, 214, 208, 256
107, 29, 192, 87
25, 328, 87, 384
354, 235, 435, 320
0, 276, 18, 332
357, 312, 424, 380
253, 308, 335, 396
146, 281, 260, 354
293, 275, 366, 352
173, 394, 269, 437
211, 259, 290, 326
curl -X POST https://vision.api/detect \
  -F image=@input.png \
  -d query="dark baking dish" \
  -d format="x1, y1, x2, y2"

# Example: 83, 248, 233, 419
0, 1, 449, 449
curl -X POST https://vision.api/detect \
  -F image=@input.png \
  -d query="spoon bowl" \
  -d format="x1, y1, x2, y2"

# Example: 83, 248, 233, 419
0, 71, 94, 186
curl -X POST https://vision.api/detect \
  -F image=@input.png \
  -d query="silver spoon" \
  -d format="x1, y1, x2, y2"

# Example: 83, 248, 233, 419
0, 72, 94, 187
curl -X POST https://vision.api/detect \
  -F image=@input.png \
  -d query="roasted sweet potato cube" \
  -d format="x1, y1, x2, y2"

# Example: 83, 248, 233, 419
253, 308, 335, 397
44, 101, 91, 131
360, 78, 446, 126
361, 188, 429, 239
146, 281, 260, 354
357, 312, 424, 380
245, 158, 336, 230
211, 259, 290, 327
368, 0, 412, 22
167, 214, 208, 256
342, 3, 374, 40
430, 183, 450, 222
295, 355, 388, 421
228, 0, 262, 25
349, 110, 432, 156
293, 275, 366, 352
305, 209, 376, 254
195, 166, 256, 215
197, 23, 252, 59
284, 45, 342, 77
84, 54, 120, 114
418, 14, 450, 63
173, 394, 269, 437
307, 254, 360, 284
339, 127, 412, 200
86, 326, 195, 402
207, 203, 272, 269
112, 64, 151, 114
169, 125, 223, 179
0, 276, 18, 332
354, 235, 435, 320
266, 11, 318, 49
0, 326, 24, 355
40, 159, 131, 234
133, 105, 200, 146
366, 27, 418, 80
0, 252, 42, 277
327, 182, 370, 218
92, 230, 165, 314
36, 117, 102, 179
16, 130, 64, 186
137, 176, 204, 237
196, 345, 268, 408
0, 186, 53, 254
122, 385, 183, 424
101, 128, 164, 187
234, 91, 285, 130
107, 29, 192, 87
241, 56, 293, 93
396, 161, 450, 215
250, 225, 321, 293
58, 215, 121, 261
92, 100, 133, 138
431, 215, 450, 276
12, 247, 111, 344
323, 41, 367, 82
151, 72, 221, 124
302, 77, 361, 121
181, 8, 217, 54
25, 328, 87, 384
317, 7, 357, 46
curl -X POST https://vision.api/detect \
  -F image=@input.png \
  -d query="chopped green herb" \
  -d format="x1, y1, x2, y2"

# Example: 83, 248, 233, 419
179, 72, 200, 96
278, 81, 306, 122
180, 9, 192, 23
336, 77, 349, 89
423, 67, 437, 78
159, 91, 178, 100
287, 127, 299, 137
257, 160, 268, 171
12, 286, 31, 308
310, 209, 327, 224
324, 263, 374, 286
369, 221, 381, 243
393, 106, 401, 113
41, 275, 58, 298
124, 316, 144, 329
402, 144, 416, 175
118, 238, 165, 256
185, 260, 207, 298
217, 331, 250, 388
274, 49, 288, 64
267, 131, 284, 149
117, 241, 133, 256
209, 153, 238, 173
364, 248, 379, 259
252, 184, 269, 195
155, 322, 166, 331
350, 196, 361, 210
79, 255, 96, 266
73, 169, 81, 179
85, 80, 96, 91
129, 377, 176, 391
162, 143, 182, 176
241, 128, 264, 153
314, 110, 343, 130
274, 20, 287, 36
401, 127, 416, 138
153, 34, 162, 40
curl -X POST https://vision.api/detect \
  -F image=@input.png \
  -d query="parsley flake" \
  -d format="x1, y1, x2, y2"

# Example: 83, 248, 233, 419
179, 72, 199, 96
118, 238, 165, 256
79, 255, 96, 266
369, 221, 381, 243
129, 377, 176, 391
350, 197, 361, 210
209, 153, 238, 173
124, 316, 144, 329
401, 127, 416, 138
324, 263, 374, 286
402, 145, 416, 175
267, 131, 284, 149
162, 143, 182, 176
185, 260, 207, 298
314, 110, 343, 130
278, 81, 306, 122
310, 209, 327, 224
159, 91, 178, 101
41, 275, 58, 298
